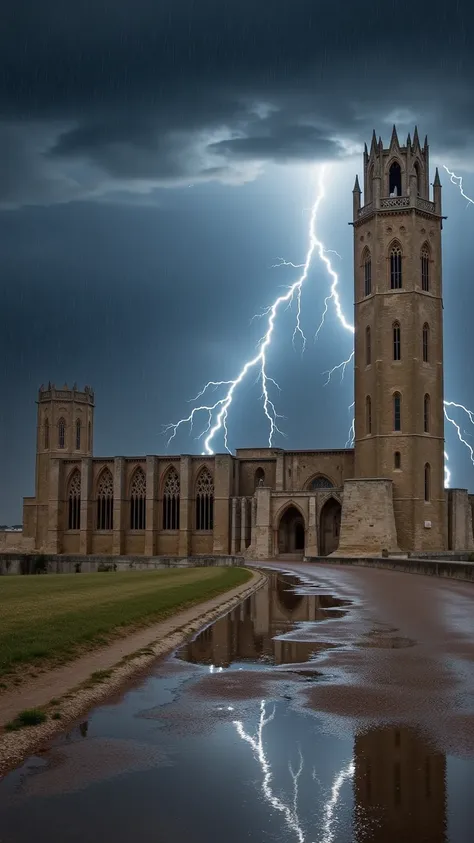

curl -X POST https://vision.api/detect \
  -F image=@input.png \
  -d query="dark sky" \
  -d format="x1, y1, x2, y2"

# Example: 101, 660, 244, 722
2, 0, 474, 523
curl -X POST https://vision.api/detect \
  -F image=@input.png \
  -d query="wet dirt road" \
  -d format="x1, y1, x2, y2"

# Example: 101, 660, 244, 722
0, 561, 473, 842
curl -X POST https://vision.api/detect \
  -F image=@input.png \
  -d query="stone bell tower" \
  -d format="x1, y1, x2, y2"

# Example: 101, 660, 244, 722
350, 126, 445, 551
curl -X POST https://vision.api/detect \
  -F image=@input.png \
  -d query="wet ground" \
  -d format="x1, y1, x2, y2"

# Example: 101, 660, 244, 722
0, 562, 473, 842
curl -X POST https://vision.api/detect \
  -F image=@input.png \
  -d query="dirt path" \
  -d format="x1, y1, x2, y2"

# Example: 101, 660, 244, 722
0, 569, 265, 772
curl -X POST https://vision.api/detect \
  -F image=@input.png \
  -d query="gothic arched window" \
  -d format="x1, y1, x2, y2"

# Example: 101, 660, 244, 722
130, 467, 146, 530
307, 475, 334, 490
389, 160, 402, 196
363, 250, 372, 296
423, 323, 430, 362
365, 326, 371, 366
421, 245, 430, 292
58, 417, 66, 449
75, 418, 81, 450
414, 160, 421, 196
195, 468, 214, 531
97, 468, 114, 530
390, 244, 402, 289
88, 421, 92, 451
393, 392, 401, 431
163, 467, 180, 530
424, 394, 430, 433
424, 463, 431, 502
44, 418, 50, 450
254, 467, 265, 489
68, 469, 81, 530
393, 321, 401, 361
394, 451, 401, 470
366, 396, 372, 434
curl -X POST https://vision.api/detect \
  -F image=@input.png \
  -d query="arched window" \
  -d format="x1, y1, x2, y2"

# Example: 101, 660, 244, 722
393, 392, 401, 431
393, 321, 401, 360
365, 326, 371, 365
75, 419, 81, 450
363, 250, 372, 296
424, 394, 431, 433
389, 161, 402, 196
421, 246, 430, 292
44, 418, 50, 450
254, 467, 265, 489
394, 451, 401, 470
58, 417, 66, 449
97, 468, 113, 530
390, 244, 402, 289
307, 475, 334, 490
163, 467, 180, 530
130, 467, 146, 530
88, 421, 92, 451
424, 463, 431, 502
196, 468, 214, 530
67, 469, 81, 530
423, 323, 430, 362
366, 396, 372, 434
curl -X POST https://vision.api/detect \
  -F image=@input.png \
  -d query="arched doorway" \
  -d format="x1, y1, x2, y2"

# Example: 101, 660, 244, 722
319, 497, 341, 556
278, 506, 305, 556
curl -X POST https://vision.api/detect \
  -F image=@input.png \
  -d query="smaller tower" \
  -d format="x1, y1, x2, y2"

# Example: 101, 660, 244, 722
35, 383, 94, 503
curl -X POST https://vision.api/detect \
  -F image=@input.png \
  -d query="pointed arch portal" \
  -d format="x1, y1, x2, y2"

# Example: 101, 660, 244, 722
278, 505, 305, 555
319, 498, 342, 557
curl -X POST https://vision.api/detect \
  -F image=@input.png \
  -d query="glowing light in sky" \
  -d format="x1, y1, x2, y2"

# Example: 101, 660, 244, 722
165, 164, 474, 486
443, 165, 474, 207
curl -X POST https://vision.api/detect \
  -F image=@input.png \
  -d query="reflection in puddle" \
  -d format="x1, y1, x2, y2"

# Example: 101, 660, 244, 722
176, 572, 349, 668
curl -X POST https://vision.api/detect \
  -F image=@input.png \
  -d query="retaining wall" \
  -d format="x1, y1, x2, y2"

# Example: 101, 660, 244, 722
304, 555, 474, 583
0, 554, 244, 576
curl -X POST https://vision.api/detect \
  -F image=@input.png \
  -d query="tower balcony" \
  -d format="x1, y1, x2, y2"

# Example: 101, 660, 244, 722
357, 194, 436, 220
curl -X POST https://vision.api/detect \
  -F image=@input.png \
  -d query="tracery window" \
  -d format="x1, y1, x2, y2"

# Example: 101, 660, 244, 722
393, 321, 401, 361
421, 247, 430, 292
58, 417, 66, 449
130, 468, 146, 530
365, 326, 371, 365
195, 468, 214, 531
390, 245, 402, 290
307, 476, 334, 490
389, 161, 402, 196
68, 469, 81, 530
424, 394, 430, 433
423, 323, 430, 363
393, 392, 401, 431
163, 468, 180, 530
97, 469, 114, 530
366, 396, 372, 434
44, 418, 50, 450
75, 418, 81, 450
364, 251, 372, 296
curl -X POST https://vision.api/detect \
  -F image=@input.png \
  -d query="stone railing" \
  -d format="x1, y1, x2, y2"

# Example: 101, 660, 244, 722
358, 195, 436, 218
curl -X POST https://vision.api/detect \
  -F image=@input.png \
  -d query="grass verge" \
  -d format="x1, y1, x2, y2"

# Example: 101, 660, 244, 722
5, 708, 47, 731
0, 566, 251, 679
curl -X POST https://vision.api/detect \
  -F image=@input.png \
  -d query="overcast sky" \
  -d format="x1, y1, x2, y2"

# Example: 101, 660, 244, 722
2, 0, 474, 523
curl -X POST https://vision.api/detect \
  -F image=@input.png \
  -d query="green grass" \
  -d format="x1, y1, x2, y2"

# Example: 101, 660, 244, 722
0, 567, 251, 677
5, 708, 47, 731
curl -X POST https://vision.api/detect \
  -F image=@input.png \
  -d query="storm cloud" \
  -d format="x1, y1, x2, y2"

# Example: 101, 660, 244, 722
2, 0, 474, 205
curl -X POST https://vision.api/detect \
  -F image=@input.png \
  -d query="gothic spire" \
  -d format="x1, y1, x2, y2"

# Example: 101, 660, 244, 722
353, 174, 361, 193
390, 124, 399, 149
413, 125, 420, 150
434, 167, 441, 186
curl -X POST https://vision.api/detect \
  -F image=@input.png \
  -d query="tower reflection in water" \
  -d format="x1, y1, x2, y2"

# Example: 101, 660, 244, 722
354, 726, 446, 843
177, 572, 348, 668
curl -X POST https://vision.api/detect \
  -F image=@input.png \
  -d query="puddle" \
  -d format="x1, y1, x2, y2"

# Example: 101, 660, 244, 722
176, 571, 349, 668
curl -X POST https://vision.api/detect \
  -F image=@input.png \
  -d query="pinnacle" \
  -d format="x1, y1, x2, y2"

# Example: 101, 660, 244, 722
390, 124, 399, 147
353, 174, 361, 193
434, 167, 441, 186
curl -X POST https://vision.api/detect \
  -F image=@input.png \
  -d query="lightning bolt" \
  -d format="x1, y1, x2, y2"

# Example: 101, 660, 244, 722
166, 164, 474, 488
443, 165, 474, 207
165, 166, 348, 454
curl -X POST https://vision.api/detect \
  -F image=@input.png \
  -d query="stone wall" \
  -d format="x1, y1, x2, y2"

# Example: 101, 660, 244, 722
0, 553, 245, 576
336, 478, 399, 555
447, 488, 474, 551
305, 555, 474, 583
0, 530, 35, 553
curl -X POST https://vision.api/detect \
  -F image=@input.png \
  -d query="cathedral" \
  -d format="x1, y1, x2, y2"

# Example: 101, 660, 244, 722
3, 128, 474, 560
